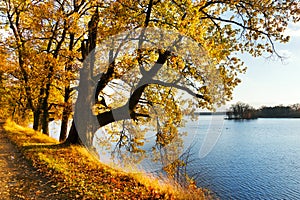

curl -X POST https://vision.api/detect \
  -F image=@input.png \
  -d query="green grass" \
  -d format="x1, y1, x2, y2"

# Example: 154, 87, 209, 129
3, 119, 215, 199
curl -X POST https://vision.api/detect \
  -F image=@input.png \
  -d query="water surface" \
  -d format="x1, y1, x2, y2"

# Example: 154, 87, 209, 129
48, 118, 300, 199
189, 118, 300, 200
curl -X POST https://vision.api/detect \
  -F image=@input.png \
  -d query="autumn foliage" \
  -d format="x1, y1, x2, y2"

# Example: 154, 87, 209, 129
0, 0, 299, 197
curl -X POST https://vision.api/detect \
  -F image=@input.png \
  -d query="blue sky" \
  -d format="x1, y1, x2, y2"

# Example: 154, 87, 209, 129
227, 22, 300, 109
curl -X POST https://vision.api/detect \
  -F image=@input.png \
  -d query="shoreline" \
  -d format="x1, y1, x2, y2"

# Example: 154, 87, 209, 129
2, 120, 216, 200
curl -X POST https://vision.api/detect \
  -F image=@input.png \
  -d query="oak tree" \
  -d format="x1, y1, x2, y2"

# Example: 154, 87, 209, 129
0, 0, 299, 176
64, 0, 299, 170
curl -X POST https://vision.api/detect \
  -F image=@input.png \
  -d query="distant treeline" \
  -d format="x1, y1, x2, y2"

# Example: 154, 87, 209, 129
226, 102, 300, 119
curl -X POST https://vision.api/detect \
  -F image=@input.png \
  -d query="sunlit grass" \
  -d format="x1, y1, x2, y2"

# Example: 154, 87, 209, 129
3, 119, 215, 199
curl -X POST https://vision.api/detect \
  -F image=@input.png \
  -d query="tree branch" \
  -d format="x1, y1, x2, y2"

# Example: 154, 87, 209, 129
150, 79, 204, 99
199, 10, 282, 57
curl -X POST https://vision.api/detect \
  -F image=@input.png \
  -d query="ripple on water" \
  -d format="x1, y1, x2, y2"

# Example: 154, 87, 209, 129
189, 118, 300, 200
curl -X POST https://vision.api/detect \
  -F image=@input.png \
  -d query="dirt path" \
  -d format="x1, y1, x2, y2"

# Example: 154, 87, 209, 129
0, 122, 66, 200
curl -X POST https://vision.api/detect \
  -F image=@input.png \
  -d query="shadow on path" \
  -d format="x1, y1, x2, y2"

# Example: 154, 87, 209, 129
0, 122, 68, 200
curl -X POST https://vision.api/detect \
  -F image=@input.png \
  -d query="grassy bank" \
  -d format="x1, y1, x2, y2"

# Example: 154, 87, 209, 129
3, 120, 214, 199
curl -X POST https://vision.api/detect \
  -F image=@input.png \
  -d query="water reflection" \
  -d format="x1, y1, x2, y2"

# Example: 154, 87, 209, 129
49, 118, 300, 199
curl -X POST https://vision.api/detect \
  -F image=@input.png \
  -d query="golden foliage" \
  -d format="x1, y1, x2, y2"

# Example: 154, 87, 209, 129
3, 120, 214, 199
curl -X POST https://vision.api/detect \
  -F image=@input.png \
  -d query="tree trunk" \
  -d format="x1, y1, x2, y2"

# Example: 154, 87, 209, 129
41, 74, 52, 135
59, 31, 75, 142
59, 87, 72, 142
65, 120, 81, 145
59, 109, 70, 142
65, 8, 99, 145
41, 103, 49, 135
33, 110, 41, 131
41, 96, 49, 135
64, 47, 96, 146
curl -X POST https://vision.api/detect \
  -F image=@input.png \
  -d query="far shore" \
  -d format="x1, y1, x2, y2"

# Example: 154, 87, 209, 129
194, 112, 300, 119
